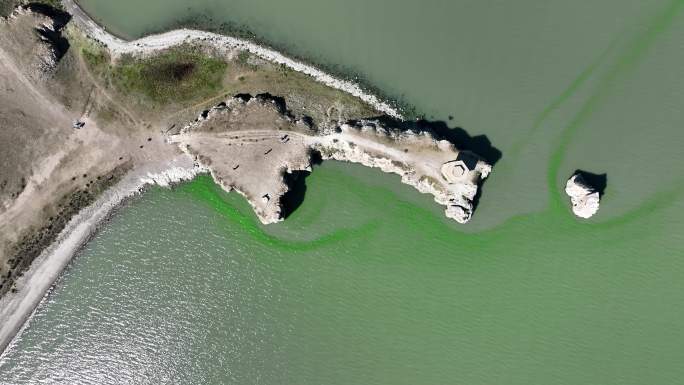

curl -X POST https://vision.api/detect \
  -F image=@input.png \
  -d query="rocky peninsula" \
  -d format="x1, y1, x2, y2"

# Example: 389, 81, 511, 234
0, 1, 492, 354
172, 96, 491, 224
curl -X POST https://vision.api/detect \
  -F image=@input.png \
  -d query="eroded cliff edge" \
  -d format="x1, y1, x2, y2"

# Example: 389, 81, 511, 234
171, 95, 491, 224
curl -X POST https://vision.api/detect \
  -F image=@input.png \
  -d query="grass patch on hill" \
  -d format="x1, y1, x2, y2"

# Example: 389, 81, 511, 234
81, 43, 108, 69
74, 29, 377, 124
79, 39, 227, 106
111, 48, 227, 104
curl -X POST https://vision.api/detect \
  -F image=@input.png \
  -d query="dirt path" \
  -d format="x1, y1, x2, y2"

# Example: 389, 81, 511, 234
76, 53, 142, 127
0, 45, 69, 121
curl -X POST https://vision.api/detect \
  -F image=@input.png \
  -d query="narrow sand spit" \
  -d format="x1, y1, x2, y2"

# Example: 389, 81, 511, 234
61, 0, 402, 119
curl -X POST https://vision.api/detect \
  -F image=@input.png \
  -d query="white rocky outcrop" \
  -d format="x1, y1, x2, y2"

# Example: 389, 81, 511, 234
138, 165, 206, 188
171, 96, 492, 225
565, 173, 600, 219
312, 123, 491, 223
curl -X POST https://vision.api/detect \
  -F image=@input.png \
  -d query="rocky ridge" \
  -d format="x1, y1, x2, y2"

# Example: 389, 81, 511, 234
171, 95, 492, 224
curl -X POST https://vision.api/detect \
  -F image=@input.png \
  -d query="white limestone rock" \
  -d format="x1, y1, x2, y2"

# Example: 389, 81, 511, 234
172, 96, 493, 225
139, 165, 205, 188
565, 173, 600, 219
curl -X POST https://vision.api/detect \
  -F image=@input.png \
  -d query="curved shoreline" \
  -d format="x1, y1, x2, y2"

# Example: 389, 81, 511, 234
62, 0, 403, 119
0, 157, 204, 356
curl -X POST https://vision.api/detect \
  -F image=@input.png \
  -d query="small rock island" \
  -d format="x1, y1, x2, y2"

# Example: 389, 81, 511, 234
565, 172, 601, 219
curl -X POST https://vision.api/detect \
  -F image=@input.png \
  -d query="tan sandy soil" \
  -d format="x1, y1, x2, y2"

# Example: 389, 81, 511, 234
0, 9, 180, 295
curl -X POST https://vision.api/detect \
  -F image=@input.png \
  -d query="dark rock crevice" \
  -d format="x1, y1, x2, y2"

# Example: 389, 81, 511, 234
26, 3, 71, 62
279, 150, 322, 219
572, 169, 607, 197
368, 115, 502, 167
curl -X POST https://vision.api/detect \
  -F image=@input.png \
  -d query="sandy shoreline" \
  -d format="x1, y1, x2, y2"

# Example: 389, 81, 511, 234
0, 156, 204, 356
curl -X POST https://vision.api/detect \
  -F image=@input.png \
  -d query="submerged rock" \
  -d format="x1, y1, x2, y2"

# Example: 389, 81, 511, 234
565, 173, 600, 219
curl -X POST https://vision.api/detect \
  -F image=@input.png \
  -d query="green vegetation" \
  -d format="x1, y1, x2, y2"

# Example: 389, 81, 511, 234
72, 26, 376, 123
110, 48, 227, 104
81, 43, 108, 69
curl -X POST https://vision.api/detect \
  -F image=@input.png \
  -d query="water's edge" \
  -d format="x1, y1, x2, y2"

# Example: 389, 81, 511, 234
0, 157, 204, 356
0, 0, 412, 355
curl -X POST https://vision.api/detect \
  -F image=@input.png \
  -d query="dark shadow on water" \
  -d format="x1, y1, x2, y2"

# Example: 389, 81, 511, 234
280, 151, 323, 219
225, 92, 503, 217
573, 169, 608, 197
370, 116, 503, 167
280, 113, 503, 217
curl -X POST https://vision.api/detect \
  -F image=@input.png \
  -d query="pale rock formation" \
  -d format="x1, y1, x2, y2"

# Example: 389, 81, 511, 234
565, 173, 600, 219
170, 96, 314, 224
171, 95, 492, 224
138, 165, 207, 188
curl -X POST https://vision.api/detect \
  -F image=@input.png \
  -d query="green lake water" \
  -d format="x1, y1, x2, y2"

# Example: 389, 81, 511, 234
1, 0, 684, 384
